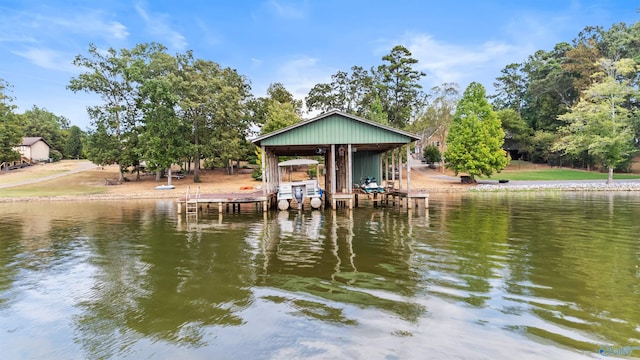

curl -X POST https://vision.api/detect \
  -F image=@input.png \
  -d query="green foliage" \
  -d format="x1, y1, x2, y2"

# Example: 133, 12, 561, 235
0, 78, 23, 163
375, 45, 426, 128
422, 145, 441, 163
64, 126, 84, 159
445, 82, 509, 179
261, 101, 301, 135
555, 58, 639, 182
364, 95, 388, 124
49, 149, 62, 162
21, 106, 69, 155
305, 45, 425, 128
496, 108, 532, 156
85, 121, 121, 166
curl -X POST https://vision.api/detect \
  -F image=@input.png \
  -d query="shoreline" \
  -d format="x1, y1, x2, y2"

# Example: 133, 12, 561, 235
2, 181, 640, 203
2, 160, 640, 203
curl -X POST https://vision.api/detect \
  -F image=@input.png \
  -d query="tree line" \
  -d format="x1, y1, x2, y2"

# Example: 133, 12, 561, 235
1, 78, 84, 163
1, 19, 638, 183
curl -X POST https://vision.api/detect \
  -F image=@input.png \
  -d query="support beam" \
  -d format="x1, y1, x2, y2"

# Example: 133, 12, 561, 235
330, 144, 336, 194
347, 144, 352, 194
261, 145, 266, 196
398, 146, 403, 191
407, 143, 411, 194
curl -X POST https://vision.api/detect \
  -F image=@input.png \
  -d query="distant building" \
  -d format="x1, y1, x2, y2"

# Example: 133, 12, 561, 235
16, 137, 51, 163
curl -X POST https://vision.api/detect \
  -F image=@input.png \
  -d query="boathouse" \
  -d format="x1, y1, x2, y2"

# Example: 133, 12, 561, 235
252, 109, 427, 209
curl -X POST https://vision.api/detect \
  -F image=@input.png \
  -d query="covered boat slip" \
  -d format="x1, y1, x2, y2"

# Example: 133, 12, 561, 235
275, 159, 322, 210
253, 110, 429, 211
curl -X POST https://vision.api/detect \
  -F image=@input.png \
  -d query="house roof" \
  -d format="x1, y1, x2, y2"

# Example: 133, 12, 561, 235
252, 109, 419, 156
21, 137, 51, 147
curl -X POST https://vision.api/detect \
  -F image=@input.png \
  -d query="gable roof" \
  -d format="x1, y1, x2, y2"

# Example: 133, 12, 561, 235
21, 137, 51, 147
252, 109, 420, 147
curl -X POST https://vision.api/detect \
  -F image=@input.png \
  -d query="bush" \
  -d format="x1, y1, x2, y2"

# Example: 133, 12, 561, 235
251, 168, 262, 180
423, 145, 441, 163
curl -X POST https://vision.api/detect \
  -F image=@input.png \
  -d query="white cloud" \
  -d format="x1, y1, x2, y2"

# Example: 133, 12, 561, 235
383, 33, 528, 92
135, 4, 187, 50
274, 55, 333, 101
251, 57, 263, 68
11, 47, 77, 73
266, 0, 308, 19
0, 9, 128, 44
54, 12, 130, 41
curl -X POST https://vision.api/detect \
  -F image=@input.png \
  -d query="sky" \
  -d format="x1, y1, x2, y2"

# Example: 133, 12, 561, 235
0, 0, 637, 129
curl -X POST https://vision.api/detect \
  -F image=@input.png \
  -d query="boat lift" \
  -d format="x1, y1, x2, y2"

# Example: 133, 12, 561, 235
277, 159, 323, 210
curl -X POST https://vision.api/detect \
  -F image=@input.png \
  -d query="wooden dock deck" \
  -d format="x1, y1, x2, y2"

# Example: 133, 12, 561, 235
177, 190, 276, 214
177, 188, 428, 215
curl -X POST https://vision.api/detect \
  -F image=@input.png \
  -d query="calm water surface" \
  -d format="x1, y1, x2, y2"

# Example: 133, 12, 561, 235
1, 193, 639, 359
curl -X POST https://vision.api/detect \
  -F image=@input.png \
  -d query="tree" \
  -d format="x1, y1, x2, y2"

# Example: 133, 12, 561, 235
22, 106, 69, 156
138, 71, 191, 185
64, 126, 84, 159
306, 66, 374, 116
444, 82, 508, 180
374, 45, 426, 128
173, 60, 252, 176
555, 58, 638, 183
410, 83, 460, 168
261, 101, 301, 135
492, 63, 527, 112
69, 43, 169, 181
266, 83, 303, 115
496, 108, 532, 159
85, 120, 121, 167
0, 78, 23, 164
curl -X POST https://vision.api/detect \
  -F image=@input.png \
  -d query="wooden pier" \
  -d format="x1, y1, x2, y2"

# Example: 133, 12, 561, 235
177, 186, 428, 215
177, 188, 276, 215
327, 190, 429, 210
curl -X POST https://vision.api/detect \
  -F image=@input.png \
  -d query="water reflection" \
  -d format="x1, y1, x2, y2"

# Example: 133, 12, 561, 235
0, 194, 639, 359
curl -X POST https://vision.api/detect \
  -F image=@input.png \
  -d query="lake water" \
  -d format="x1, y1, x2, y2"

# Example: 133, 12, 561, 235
1, 193, 639, 359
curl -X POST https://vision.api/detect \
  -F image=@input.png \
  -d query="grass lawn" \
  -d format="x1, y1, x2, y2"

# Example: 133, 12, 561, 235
484, 168, 640, 181
0, 171, 108, 197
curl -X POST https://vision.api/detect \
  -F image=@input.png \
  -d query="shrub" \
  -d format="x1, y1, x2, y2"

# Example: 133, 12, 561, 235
423, 145, 441, 163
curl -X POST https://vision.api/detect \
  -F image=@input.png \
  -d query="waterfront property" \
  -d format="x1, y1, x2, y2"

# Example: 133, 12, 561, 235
176, 110, 429, 214
252, 109, 429, 210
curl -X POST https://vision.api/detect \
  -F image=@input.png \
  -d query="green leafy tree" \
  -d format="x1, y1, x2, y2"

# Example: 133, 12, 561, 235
21, 106, 69, 155
555, 58, 638, 183
0, 79, 23, 163
491, 63, 527, 113
374, 45, 426, 128
444, 82, 508, 180
64, 125, 84, 159
138, 73, 191, 185
261, 101, 301, 135
174, 53, 252, 179
496, 108, 532, 159
85, 120, 121, 167
69, 43, 164, 181
422, 145, 441, 163
363, 95, 388, 124
306, 66, 374, 116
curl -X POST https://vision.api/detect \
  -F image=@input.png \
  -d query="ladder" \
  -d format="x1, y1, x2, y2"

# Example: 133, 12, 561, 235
185, 186, 200, 215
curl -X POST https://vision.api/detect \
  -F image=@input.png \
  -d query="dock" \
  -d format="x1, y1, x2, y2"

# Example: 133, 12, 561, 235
177, 185, 428, 215
177, 189, 276, 215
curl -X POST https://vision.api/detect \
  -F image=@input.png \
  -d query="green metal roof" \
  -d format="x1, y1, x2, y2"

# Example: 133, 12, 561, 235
252, 110, 419, 147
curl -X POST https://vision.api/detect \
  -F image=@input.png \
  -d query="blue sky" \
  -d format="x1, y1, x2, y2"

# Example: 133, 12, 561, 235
0, 1, 637, 129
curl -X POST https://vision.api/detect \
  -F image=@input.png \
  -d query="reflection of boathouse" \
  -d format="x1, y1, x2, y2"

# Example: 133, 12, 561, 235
252, 110, 427, 210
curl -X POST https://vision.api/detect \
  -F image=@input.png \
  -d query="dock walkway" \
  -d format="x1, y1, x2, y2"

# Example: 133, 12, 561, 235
177, 190, 275, 214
